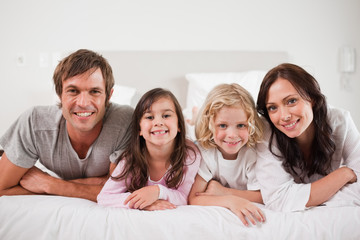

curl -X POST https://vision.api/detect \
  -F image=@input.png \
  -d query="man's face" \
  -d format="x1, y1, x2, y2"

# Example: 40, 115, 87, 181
61, 68, 109, 137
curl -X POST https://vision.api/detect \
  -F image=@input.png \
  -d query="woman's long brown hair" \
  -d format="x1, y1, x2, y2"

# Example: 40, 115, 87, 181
257, 63, 336, 180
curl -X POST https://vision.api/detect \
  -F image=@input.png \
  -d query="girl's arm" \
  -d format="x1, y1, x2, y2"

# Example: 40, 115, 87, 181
97, 161, 132, 208
189, 174, 265, 226
196, 179, 263, 203
156, 150, 201, 205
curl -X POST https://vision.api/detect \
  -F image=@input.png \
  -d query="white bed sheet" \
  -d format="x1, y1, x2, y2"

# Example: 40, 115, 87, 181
1, 195, 359, 240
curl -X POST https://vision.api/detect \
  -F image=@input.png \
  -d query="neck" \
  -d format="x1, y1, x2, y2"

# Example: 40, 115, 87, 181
67, 122, 102, 159
296, 122, 315, 160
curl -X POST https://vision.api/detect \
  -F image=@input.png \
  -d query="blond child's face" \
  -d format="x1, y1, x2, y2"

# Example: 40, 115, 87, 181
139, 97, 179, 150
213, 105, 249, 160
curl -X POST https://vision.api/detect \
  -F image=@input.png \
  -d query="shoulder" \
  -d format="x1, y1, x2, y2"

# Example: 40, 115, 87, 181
185, 139, 202, 164
23, 105, 62, 131
194, 141, 217, 158
103, 103, 134, 126
327, 106, 354, 129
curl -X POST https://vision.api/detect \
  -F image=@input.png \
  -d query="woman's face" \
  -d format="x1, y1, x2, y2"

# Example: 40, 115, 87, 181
265, 78, 314, 142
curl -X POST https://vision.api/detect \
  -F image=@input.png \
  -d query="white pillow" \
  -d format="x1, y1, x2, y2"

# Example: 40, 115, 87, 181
110, 84, 136, 106
184, 71, 266, 115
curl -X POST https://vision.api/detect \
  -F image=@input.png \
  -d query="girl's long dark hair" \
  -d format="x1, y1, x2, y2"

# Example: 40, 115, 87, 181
112, 88, 195, 192
256, 63, 336, 179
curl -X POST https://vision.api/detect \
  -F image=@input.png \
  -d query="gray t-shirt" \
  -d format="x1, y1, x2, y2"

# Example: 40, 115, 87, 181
0, 103, 133, 180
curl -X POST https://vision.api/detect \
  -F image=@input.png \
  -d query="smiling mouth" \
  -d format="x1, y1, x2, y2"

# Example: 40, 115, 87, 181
152, 130, 168, 135
283, 119, 299, 129
224, 140, 241, 145
75, 112, 93, 117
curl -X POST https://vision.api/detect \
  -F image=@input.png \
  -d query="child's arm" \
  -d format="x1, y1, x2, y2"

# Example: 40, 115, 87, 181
189, 174, 265, 226
154, 151, 201, 206
97, 161, 132, 208
196, 179, 263, 203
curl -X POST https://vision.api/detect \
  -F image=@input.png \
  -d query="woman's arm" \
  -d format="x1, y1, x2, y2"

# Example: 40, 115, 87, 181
307, 167, 356, 207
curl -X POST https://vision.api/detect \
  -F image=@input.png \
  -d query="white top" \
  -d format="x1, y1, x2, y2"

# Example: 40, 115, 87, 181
255, 106, 360, 212
197, 144, 260, 190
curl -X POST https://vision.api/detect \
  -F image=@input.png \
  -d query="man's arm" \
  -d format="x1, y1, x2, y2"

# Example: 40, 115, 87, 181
0, 152, 33, 196
1, 152, 113, 202
19, 166, 110, 202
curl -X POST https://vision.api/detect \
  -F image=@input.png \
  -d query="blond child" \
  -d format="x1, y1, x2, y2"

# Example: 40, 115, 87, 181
189, 83, 265, 226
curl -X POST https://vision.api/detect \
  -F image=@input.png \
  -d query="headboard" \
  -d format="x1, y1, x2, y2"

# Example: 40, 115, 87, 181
99, 51, 288, 107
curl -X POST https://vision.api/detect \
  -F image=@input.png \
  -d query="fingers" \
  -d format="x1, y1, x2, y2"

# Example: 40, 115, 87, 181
235, 211, 249, 227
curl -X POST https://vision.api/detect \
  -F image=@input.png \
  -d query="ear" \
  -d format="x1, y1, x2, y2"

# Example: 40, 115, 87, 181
109, 88, 114, 100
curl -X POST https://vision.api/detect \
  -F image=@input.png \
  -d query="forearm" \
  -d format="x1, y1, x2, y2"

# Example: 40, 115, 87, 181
45, 177, 103, 202
0, 185, 35, 196
307, 167, 355, 207
70, 175, 109, 185
222, 188, 263, 204
189, 194, 234, 208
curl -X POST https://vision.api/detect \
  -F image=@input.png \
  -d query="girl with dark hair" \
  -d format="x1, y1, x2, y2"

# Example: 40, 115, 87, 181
256, 63, 359, 211
97, 88, 200, 210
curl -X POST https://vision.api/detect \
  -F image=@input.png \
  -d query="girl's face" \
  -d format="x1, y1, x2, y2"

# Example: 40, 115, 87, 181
139, 97, 179, 149
265, 78, 314, 143
213, 105, 249, 160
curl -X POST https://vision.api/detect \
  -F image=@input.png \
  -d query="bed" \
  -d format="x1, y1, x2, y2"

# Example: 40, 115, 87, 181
1, 51, 360, 240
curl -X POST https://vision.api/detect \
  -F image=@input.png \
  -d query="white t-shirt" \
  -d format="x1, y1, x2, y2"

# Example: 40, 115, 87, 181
256, 106, 360, 211
197, 144, 260, 190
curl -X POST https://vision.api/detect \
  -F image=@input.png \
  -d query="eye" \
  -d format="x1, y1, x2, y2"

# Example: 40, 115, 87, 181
267, 105, 277, 112
144, 115, 153, 120
218, 124, 227, 129
66, 88, 78, 95
163, 114, 171, 119
90, 89, 101, 95
287, 98, 297, 105
237, 124, 246, 128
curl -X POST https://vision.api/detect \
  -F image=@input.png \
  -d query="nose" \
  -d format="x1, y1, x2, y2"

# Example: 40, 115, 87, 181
77, 92, 90, 107
280, 107, 291, 121
154, 117, 164, 127
226, 126, 238, 139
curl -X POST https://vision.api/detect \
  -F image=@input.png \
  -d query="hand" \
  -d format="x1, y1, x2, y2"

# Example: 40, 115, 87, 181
143, 200, 176, 211
124, 185, 160, 209
227, 196, 266, 226
196, 180, 228, 196
186, 106, 199, 126
19, 166, 51, 194
339, 166, 357, 184
347, 168, 357, 183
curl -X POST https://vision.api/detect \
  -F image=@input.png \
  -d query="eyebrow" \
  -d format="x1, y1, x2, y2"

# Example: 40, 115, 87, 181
144, 108, 175, 113
266, 94, 298, 105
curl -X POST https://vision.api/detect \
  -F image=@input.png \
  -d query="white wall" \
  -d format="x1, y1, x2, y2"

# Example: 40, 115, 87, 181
0, 0, 359, 137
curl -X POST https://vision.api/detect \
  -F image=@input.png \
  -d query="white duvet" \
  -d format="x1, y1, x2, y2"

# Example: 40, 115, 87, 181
1, 195, 359, 240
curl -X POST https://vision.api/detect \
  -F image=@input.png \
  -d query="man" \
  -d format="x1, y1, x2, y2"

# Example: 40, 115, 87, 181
0, 49, 133, 201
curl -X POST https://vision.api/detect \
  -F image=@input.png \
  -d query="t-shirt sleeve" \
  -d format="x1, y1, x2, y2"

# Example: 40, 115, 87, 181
97, 160, 131, 208
108, 105, 133, 164
0, 107, 38, 168
245, 150, 261, 191
197, 147, 214, 183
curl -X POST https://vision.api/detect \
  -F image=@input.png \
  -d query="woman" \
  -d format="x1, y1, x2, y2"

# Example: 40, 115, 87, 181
256, 63, 359, 211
